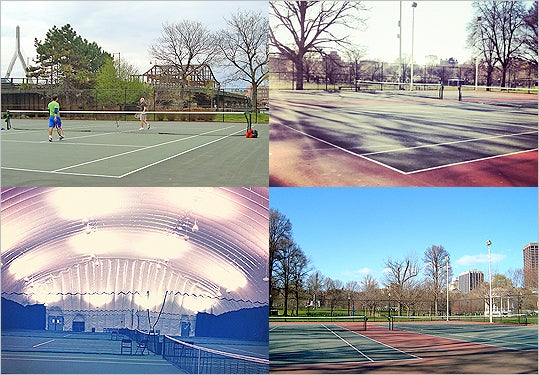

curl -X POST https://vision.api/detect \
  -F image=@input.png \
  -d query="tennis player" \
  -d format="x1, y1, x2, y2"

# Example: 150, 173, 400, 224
139, 97, 150, 130
47, 96, 65, 142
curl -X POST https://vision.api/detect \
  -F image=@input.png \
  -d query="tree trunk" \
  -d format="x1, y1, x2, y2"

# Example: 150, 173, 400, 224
295, 58, 304, 90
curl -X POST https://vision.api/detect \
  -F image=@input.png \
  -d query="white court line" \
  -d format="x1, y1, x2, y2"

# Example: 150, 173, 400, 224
348, 330, 422, 360
119, 128, 245, 178
1, 354, 175, 366
278, 122, 537, 175
32, 339, 55, 348
279, 123, 407, 174
2, 139, 143, 147
322, 324, 374, 362
1, 167, 120, 179
401, 148, 538, 175
1, 126, 241, 179
362, 130, 538, 157
53, 126, 235, 173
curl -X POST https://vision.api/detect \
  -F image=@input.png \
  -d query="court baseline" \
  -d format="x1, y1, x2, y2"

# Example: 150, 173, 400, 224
1, 125, 241, 179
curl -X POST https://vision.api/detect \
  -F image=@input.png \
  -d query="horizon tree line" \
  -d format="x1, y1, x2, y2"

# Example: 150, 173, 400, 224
25, 10, 268, 111
270, 0, 538, 89
270, 208, 537, 317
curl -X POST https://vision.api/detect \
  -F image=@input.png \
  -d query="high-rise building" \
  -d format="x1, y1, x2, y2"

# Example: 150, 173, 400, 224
523, 242, 538, 289
458, 270, 484, 293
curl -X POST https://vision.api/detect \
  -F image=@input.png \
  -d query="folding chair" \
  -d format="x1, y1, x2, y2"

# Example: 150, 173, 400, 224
121, 339, 132, 355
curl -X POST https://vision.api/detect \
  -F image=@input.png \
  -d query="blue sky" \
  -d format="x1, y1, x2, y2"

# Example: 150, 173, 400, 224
270, 187, 538, 286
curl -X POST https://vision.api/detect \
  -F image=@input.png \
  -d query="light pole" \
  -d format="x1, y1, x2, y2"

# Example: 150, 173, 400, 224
486, 240, 493, 323
446, 255, 450, 321
410, 2, 417, 91
388, 291, 391, 319
398, 0, 403, 87
475, 17, 482, 90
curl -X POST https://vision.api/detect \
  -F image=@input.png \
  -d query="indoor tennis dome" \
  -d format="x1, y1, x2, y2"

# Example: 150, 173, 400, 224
1, 187, 269, 338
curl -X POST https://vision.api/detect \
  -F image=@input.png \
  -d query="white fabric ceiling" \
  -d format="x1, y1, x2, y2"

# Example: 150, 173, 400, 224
1, 187, 269, 316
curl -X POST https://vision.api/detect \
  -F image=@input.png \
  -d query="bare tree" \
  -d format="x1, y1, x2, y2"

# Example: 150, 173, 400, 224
423, 245, 452, 316
520, 1, 538, 68
306, 271, 324, 311
290, 246, 311, 316
383, 255, 421, 316
150, 20, 218, 89
269, 1, 365, 90
471, 1, 528, 87
324, 277, 344, 315
345, 46, 367, 83
269, 209, 293, 309
360, 274, 379, 316
217, 10, 269, 111
274, 239, 302, 316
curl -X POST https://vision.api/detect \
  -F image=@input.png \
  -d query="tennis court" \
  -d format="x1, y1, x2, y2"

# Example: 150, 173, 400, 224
269, 317, 538, 373
269, 88, 537, 187
1, 329, 269, 374
1, 330, 181, 373
1, 111, 268, 186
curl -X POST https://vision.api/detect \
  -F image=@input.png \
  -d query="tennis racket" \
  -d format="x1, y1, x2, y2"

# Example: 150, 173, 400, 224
134, 113, 141, 119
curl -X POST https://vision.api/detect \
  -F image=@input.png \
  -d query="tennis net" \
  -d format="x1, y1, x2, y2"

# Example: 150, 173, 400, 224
270, 315, 367, 331
454, 85, 538, 107
162, 335, 269, 374
389, 314, 530, 331
4, 110, 255, 136
351, 80, 444, 99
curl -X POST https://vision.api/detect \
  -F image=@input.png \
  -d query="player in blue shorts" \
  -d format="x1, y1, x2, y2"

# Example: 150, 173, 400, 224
48, 95, 65, 142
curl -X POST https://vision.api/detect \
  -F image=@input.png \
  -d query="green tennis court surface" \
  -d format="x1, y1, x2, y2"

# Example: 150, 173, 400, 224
270, 322, 419, 367
270, 319, 538, 373
1, 330, 181, 373
1, 119, 268, 186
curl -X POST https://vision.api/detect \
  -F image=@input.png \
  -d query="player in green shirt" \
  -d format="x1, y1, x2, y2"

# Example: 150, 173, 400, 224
48, 96, 65, 142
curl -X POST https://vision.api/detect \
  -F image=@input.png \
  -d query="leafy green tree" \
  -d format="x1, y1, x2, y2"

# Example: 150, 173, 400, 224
28, 24, 110, 88
95, 58, 152, 109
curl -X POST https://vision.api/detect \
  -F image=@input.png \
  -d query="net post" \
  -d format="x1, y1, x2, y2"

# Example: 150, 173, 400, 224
4, 110, 11, 130
244, 111, 252, 132
387, 316, 393, 331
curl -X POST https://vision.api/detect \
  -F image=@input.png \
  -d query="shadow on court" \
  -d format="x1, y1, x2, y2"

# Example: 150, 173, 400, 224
269, 90, 537, 187
270, 323, 538, 374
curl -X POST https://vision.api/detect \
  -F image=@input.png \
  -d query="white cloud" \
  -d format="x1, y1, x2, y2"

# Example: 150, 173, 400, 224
341, 267, 372, 278
455, 253, 506, 267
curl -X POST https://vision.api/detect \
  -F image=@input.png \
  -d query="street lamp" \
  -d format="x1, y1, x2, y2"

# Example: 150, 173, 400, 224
445, 255, 450, 321
388, 290, 391, 319
410, 2, 417, 91
475, 17, 482, 90
486, 240, 493, 323
398, 1, 403, 88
